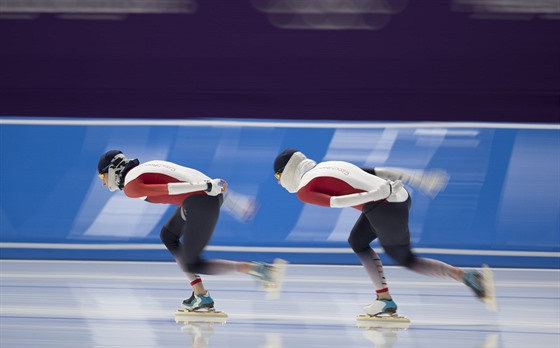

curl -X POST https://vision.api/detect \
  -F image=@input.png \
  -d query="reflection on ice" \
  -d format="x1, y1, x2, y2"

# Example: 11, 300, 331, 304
1, 261, 558, 348
176, 320, 227, 348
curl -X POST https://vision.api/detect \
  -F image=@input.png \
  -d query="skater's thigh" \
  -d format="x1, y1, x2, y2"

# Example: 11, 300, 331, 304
180, 194, 222, 262
364, 200, 410, 246
161, 207, 183, 238
164, 207, 184, 231
348, 213, 377, 251
160, 207, 185, 252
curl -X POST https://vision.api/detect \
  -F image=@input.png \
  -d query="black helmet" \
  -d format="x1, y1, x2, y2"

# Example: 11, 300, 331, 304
273, 148, 298, 174
98, 150, 124, 174
97, 150, 130, 192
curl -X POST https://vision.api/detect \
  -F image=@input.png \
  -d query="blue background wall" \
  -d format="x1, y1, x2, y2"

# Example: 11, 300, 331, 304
1, 118, 558, 268
1, 3, 558, 268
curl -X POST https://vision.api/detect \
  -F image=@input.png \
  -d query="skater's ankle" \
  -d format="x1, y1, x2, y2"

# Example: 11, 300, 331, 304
378, 298, 393, 302
237, 262, 253, 274
192, 283, 207, 294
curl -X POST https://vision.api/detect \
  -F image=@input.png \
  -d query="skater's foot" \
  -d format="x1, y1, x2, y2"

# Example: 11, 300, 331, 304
364, 299, 398, 316
249, 259, 288, 297
250, 262, 275, 288
182, 291, 215, 311
463, 270, 486, 299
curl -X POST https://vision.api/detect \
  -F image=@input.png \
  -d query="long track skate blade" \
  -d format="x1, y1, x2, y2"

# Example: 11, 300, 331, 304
175, 309, 228, 319
175, 315, 227, 324
356, 314, 410, 329
482, 264, 498, 312
265, 258, 288, 300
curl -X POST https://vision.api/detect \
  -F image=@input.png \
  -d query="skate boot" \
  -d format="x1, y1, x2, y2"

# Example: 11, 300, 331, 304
463, 270, 486, 299
182, 291, 215, 312
358, 298, 410, 323
248, 259, 288, 300
364, 299, 398, 316
249, 262, 274, 288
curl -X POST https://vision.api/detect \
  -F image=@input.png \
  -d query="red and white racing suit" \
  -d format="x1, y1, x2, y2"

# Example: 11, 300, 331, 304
122, 160, 230, 275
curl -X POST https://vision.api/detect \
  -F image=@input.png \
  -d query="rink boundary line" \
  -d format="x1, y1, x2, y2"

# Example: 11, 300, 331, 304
2, 273, 559, 289
2, 259, 559, 273
1, 118, 559, 130
1, 243, 558, 258
3, 308, 558, 331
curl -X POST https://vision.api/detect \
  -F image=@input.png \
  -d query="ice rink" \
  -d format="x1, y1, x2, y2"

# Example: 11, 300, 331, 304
1, 260, 558, 348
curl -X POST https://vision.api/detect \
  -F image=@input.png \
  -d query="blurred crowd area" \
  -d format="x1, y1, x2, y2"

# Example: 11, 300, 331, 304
2, 1, 559, 21
1, 0, 558, 122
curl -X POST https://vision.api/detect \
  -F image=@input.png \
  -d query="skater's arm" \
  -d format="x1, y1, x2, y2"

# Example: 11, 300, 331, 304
168, 178, 226, 196
330, 181, 403, 208
364, 167, 449, 198
369, 167, 421, 182
360, 167, 377, 176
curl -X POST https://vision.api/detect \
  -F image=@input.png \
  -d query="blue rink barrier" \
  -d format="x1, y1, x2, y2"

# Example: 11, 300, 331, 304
1, 118, 559, 268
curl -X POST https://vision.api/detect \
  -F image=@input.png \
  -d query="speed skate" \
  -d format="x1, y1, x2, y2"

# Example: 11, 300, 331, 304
356, 313, 411, 330
482, 264, 498, 312
175, 307, 228, 321
264, 258, 288, 300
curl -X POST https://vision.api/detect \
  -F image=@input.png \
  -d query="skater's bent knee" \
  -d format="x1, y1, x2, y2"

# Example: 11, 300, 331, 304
348, 237, 371, 253
383, 244, 416, 268
185, 260, 204, 274
160, 227, 179, 251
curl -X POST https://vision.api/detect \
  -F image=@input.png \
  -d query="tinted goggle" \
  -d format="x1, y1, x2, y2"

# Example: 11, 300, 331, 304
98, 164, 110, 179
274, 167, 285, 180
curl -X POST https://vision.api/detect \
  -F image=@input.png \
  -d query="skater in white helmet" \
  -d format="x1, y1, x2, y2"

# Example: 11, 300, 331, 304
273, 148, 493, 318
97, 150, 285, 313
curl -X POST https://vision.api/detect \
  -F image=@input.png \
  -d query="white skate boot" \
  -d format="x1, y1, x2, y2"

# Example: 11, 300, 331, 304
364, 300, 397, 315
357, 299, 410, 324
175, 292, 228, 319
182, 292, 215, 312
364, 299, 398, 316
464, 265, 498, 312
249, 258, 288, 300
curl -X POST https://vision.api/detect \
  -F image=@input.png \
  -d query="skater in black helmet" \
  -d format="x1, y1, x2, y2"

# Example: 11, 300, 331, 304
273, 148, 494, 318
97, 150, 285, 313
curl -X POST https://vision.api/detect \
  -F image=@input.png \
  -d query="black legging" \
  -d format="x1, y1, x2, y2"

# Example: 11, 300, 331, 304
348, 196, 416, 268
160, 193, 223, 274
